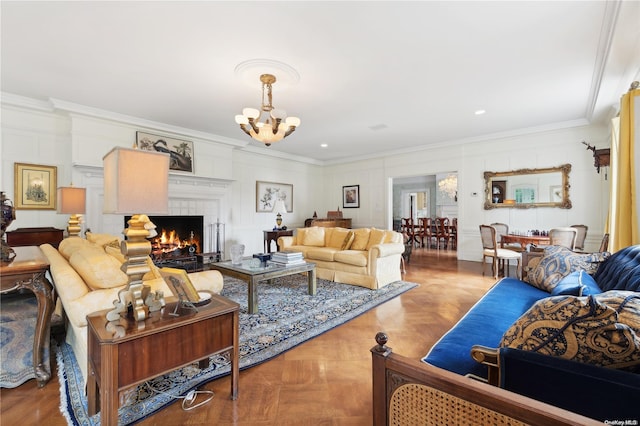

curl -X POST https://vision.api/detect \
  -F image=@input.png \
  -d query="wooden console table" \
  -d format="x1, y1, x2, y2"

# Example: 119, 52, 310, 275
263, 229, 293, 253
6, 227, 64, 249
87, 294, 239, 425
0, 246, 54, 387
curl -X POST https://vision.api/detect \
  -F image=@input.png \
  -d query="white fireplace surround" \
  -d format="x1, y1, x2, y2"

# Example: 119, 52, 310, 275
73, 165, 231, 254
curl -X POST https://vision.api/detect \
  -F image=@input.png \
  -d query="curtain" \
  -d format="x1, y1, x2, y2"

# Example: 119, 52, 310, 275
608, 87, 639, 251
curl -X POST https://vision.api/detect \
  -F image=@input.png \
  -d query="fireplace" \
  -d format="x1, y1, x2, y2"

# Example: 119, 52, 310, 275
124, 215, 203, 270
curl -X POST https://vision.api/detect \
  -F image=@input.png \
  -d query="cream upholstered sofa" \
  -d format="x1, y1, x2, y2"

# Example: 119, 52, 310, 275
40, 233, 223, 385
277, 226, 404, 289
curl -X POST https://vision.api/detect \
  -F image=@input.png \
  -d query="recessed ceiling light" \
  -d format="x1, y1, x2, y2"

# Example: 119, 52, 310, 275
475, 110, 486, 115
321, 143, 328, 148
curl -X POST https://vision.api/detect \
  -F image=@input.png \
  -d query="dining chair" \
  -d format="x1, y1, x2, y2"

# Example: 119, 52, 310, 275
435, 217, 451, 249
599, 233, 609, 252
401, 218, 419, 247
490, 222, 524, 252
479, 225, 522, 279
419, 217, 434, 248
549, 227, 578, 250
570, 224, 588, 251
450, 218, 458, 249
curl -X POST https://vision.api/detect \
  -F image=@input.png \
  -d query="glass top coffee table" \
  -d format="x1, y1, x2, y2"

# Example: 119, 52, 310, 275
208, 259, 316, 314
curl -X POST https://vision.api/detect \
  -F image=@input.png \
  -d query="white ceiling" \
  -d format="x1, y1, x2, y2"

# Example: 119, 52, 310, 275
2, 1, 639, 164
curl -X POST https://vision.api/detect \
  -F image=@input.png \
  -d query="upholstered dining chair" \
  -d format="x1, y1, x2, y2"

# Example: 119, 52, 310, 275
490, 222, 524, 252
570, 224, 588, 251
479, 225, 522, 279
599, 233, 610, 252
549, 227, 578, 250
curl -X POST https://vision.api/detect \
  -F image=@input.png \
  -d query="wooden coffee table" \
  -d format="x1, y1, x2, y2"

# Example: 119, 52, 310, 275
208, 259, 316, 314
86, 294, 239, 426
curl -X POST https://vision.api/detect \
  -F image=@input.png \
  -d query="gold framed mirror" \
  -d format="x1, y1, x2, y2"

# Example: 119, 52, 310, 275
483, 164, 572, 209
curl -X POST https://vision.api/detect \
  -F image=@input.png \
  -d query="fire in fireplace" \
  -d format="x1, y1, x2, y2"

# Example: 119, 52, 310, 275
124, 215, 204, 267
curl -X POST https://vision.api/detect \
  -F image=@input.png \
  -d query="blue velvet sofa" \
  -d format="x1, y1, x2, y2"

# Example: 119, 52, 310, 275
423, 244, 640, 422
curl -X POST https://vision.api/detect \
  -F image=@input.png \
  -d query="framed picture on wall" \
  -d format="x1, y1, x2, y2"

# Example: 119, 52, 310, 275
256, 181, 293, 212
13, 163, 57, 210
342, 185, 360, 208
136, 131, 194, 173
491, 180, 506, 204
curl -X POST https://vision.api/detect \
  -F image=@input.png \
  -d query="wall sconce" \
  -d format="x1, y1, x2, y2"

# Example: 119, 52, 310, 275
102, 146, 170, 322
57, 186, 86, 237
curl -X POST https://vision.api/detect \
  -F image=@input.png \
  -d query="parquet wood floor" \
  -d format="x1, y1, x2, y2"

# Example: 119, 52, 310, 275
0, 247, 501, 425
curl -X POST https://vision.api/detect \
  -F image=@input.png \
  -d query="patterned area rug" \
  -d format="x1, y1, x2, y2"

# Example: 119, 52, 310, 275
0, 293, 50, 388
58, 275, 418, 425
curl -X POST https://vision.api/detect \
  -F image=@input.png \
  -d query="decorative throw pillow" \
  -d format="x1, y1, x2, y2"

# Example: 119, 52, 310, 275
550, 270, 602, 296
341, 231, 355, 250
302, 226, 325, 247
366, 228, 387, 250
500, 293, 640, 371
58, 237, 91, 260
69, 246, 129, 290
350, 228, 371, 251
328, 228, 350, 249
527, 246, 610, 292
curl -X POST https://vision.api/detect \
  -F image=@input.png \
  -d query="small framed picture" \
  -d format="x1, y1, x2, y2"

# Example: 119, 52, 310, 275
13, 163, 57, 210
160, 267, 200, 303
342, 185, 360, 208
136, 131, 194, 173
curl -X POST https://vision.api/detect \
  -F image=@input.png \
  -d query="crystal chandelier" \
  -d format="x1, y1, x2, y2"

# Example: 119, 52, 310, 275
235, 74, 300, 146
438, 174, 458, 201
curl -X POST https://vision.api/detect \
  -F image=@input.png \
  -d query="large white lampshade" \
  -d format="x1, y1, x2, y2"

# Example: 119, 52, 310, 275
103, 147, 170, 215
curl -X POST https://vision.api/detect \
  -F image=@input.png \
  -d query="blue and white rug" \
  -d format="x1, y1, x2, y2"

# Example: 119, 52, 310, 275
1, 294, 50, 388
58, 275, 418, 425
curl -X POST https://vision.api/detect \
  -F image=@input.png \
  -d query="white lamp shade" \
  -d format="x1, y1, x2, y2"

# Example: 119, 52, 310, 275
103, 147, 170, 215
273, 199, 287, 214
57, 186, 86, 214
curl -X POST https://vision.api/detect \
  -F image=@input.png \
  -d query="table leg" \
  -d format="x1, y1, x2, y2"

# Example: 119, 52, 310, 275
307, 269, 316, 295
31, 271, 53, 387
87, 366, 98, 415
100, 345, 119, 426
248, 276, 259, 314
231, 310, 239, 400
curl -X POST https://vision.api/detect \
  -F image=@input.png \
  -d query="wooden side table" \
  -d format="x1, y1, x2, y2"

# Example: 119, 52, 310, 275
86, 294, 239, 425
263, 229, 293, 253
0, 246, 54, 387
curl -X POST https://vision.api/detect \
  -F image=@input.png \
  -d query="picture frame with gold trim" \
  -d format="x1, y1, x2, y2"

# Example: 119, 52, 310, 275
13, 162, 57, 210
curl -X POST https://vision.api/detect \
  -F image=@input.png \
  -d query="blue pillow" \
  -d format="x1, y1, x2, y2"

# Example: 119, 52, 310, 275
551, 270, 602, 296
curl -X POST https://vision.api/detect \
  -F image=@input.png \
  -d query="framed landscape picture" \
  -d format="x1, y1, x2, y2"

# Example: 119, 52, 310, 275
342, 185, 360, 208
136, 131, 194, 173
256, 181, 293, 212
13, 163, 57, 210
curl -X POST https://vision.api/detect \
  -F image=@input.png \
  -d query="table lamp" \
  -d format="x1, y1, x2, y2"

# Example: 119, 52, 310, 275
273, 199, 287, 229
102, 146, 170, 322
57, 186, 86, 237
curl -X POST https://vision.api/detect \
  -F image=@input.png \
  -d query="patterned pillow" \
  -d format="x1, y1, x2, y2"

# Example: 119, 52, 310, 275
341, 231, 355, 250
527, 246, 610, 292
500, 292, 640, 371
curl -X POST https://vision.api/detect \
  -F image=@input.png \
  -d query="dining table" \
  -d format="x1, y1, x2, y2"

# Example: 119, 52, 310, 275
501, 234, 550, 249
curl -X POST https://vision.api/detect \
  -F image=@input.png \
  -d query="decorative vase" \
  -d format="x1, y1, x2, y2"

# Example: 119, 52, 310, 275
1, 191, 16, 262
230, 244, 245, 265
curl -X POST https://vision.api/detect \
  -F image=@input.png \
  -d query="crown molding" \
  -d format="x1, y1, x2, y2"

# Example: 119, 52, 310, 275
1, 92, 54, 112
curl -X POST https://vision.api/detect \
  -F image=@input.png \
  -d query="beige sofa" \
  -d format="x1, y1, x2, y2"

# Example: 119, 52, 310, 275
277, 227, 404, 289
40, 233, 223, 385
